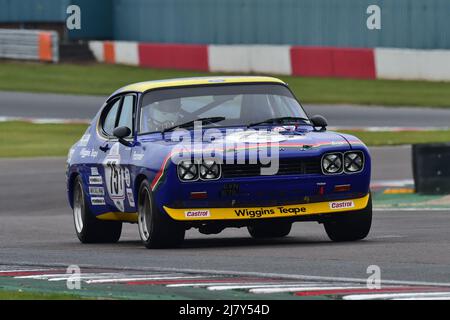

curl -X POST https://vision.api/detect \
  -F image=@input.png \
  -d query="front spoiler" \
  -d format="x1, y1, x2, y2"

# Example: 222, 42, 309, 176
163, 193, 370, 221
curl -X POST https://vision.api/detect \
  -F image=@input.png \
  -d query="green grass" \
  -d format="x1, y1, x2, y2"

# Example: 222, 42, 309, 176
1, 121, 450, 158
0, 290, 90, 300
1, 61, 450, 107
0, 121, 87, 157
342, 130, 450, 146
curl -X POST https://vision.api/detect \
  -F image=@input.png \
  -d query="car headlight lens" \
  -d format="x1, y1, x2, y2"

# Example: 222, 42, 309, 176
344, 152, 364, 173
177, 160, 198, 181
322, 153, 343, 174
200, 160, 221, 180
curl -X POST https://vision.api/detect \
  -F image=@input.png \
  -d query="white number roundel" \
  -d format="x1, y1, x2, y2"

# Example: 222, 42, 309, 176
103, 143, 126, 212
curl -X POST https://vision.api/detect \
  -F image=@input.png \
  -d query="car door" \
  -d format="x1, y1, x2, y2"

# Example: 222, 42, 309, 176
98, 94, 137, 213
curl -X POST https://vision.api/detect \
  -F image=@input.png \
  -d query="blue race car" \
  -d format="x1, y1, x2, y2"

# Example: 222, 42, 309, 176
66, 76, 371, 248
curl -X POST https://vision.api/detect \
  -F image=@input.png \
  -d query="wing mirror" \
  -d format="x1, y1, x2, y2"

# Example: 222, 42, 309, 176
310, 115, 328, 131
113, 126, 132, 146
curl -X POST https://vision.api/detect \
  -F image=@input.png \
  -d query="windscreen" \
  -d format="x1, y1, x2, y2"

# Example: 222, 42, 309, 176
139, 84, 309, 133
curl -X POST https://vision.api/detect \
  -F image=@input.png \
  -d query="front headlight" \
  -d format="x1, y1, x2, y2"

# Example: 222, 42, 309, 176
322, 153, 343, 174
344, 152, 364, 173
200, 160, 221, 180
177, 160, 199, 181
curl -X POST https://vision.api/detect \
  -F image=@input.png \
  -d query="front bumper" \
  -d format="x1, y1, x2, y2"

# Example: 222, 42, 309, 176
163, 193, 370, 221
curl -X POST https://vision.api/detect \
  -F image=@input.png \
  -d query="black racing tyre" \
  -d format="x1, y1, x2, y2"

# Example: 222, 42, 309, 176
324, 195, 372, 242
137, 180, 185, 249
247, 221, 292, 238
72, 176, 122, 243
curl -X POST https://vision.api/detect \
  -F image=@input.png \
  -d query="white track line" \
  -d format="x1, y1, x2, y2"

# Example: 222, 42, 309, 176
370, 179, 414, 188
206, 283, 349, 291
373, 207, 450, 212
0, 116, 90, 124
0, 268, 56, 273
16, 273, 178, 280
344, 292, 450, 300
250, 286, 365, 294
86, 275, 218, 284
167, 282, 314, 288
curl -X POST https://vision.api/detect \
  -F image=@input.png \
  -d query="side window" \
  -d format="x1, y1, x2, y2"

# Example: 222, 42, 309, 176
102, 99, 121, 136
117, 95, 135, 134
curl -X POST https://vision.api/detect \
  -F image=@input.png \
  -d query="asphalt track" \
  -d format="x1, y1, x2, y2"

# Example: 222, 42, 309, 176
1, 90, 449, 294
1, 146, 450, 285
1, 90, 450, 128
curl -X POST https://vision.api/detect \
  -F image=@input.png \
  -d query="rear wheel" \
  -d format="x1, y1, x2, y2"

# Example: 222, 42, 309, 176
324, 195, 372, 242
248, 221, 292, 238
137, 180, 185, 248
72, 176, 122, 243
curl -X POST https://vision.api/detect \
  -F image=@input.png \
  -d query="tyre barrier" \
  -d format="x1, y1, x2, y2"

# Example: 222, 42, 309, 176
0, 28, 59, 62
413, 143, 450, 194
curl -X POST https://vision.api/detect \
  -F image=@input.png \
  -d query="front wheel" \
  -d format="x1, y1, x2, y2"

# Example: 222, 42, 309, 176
137, 180, 185, 249
248, 221, 292, 238
72, 176, 122, 243
323, 195, 372, 242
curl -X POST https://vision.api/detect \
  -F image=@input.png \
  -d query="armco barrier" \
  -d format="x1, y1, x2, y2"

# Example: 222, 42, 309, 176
88, 40, 450, 81
0, 29, 58, 62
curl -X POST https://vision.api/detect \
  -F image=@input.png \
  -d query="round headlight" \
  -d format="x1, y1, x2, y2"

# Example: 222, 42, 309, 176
200, 160, 221, 180
177, 160, 198, 181
322, 153, 343, 174
344, 152, 364, 173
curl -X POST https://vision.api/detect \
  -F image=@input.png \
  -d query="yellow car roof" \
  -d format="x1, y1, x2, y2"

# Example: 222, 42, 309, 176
113, 76, 286, 96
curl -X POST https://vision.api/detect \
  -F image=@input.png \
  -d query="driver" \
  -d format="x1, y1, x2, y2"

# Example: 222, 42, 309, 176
147, 98, 183, 131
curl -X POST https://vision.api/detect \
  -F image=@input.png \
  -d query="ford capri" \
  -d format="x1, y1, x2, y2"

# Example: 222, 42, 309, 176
66, 76, 371, 248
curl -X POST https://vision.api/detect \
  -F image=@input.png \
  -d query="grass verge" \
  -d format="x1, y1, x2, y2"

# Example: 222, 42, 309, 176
1, 61, 450, 107
0, 289, 90, 300
0, 121, 87, 157
341, 130, 450, 146
1, 121, 450, 158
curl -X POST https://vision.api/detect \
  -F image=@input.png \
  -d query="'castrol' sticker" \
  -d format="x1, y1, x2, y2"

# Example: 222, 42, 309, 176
185, 210, 210, 218
329, 200, 355, 210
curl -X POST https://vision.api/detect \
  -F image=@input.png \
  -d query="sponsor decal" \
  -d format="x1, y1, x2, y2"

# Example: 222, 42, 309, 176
91, 197, 105, 206
124, 168, 131, 188
132, 152, 144, 161
80, 148, 98, 159
78, 134, 91, 147
329, 200, 355, 210
126, 188, 135, 208
67, 148, 75, 162
224, 131, 288, 144
272, 125, 296, 132
89, 176, 103, 185
90, 167, 99, 176
234, 206, 307, 218
89, 186, 104, 196
185, 210, 210, 218
80, 148, 91, 158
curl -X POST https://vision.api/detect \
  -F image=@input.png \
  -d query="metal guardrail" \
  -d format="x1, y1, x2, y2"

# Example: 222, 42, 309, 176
0, 29, 59, 62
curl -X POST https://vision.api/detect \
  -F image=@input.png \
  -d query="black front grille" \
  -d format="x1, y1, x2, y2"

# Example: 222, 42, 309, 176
222, 158, 321, 178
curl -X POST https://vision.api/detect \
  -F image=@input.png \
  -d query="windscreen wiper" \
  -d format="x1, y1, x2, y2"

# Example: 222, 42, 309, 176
162, 116, 226, 134
247, 116, 310, 128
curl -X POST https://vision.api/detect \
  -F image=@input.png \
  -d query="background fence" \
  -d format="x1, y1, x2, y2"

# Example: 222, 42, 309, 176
1, 0, 450, 49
